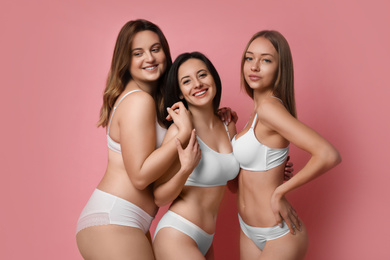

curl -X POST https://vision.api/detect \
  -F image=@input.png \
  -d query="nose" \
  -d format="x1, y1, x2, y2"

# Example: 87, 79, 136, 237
145, 51, 156, 63
251, 60, 260, 72
193, 78, 202, 88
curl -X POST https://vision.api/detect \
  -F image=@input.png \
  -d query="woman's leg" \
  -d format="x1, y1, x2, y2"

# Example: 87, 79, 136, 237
205, 243, 214, 260
259, 224, 308, 260
76, 225, 155, 260
153, 227, 205, 260
240, 229, 262, 260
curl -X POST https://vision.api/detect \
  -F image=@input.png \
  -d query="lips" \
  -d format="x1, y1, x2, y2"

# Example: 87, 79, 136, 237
248, 74, 261, 81
193, 89, 208, 97
144, 65, 158, 71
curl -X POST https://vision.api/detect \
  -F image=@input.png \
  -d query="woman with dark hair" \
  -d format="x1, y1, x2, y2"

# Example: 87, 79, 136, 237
233, 30, 341, 259
76, 20, 200, 260
152, 52, 240, 259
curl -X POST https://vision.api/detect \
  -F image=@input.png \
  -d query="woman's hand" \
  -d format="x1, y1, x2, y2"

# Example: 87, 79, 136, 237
217, 107, 238, 125
176, 129, 201, 173
284, 156, 294, 181
166, 102, 193, 135
152, 129, 201, 207
271, 189, 301, 235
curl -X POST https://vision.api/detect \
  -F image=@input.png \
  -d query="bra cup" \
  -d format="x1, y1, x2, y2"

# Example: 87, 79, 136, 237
185, 137, 240, 187
232, 126, 289, 171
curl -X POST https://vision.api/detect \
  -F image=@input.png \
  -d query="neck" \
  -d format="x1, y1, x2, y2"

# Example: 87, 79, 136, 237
188, 105, 217, 130
253, 89, 274, 108
128, 79, 157, 95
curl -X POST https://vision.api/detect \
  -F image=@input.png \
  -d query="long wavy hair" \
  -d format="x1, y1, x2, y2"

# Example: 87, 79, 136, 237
97, 19, 172, 127
163, 52, 222, 128
241, 30, 297, 118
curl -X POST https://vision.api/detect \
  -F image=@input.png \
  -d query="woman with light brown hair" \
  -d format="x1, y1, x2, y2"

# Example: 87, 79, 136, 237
75, 19, 200, 260
233, 30, 341, 259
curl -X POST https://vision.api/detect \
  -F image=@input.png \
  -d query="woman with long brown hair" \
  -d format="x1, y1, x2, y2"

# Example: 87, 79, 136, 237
76, 19, 200, 260
233, 30, 341, 259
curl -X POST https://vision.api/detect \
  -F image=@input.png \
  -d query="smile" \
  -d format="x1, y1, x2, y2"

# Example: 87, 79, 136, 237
144, 65, 158, 71
193, 89, 207, 97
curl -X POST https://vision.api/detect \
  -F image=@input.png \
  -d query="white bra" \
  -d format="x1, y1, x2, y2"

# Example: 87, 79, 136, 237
231, 113, 289, 171
185, 124, 240, 187
107, 90, 166, 153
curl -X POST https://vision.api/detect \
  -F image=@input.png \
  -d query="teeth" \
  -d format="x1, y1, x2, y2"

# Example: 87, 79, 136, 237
194, 90, 207, 97
145, 66, 156, 70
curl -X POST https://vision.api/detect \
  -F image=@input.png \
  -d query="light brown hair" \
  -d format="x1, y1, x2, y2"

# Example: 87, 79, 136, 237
241, 30, 297, 118
97, 19, 172, 127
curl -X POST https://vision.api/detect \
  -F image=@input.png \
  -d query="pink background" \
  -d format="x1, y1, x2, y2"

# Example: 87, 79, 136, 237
1, 0, 389, 259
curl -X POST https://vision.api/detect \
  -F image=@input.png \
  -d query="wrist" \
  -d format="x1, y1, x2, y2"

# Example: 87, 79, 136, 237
177, 128, 192, 143
179, 165, 193, 176
273, 186, 286, 200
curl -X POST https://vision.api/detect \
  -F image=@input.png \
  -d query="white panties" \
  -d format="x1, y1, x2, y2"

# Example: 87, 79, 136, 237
154, 210, 214, 256
76, 189, 154, 234
238, 214, 290, 250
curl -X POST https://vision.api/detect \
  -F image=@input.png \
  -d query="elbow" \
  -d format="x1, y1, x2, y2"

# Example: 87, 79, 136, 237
322, 146, 342, 169
131, 177, 150, 191
154, 197, 169, 208
334, 150, 342, 166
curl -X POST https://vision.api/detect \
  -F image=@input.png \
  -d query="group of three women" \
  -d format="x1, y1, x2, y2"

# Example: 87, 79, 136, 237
76, 19, 341, 259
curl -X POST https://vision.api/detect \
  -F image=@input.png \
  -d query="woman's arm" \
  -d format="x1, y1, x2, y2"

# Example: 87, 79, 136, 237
118, 93, 193, 190
258, 99, 341, 232
153, 128, 201, 207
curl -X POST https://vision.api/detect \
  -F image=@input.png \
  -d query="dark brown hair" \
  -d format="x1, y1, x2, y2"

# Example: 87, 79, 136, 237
163, 52, 222, 128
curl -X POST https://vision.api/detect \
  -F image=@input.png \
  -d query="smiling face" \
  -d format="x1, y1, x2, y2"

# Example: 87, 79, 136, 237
130, 30, 167, 87
243, 37, 279, 94
178, 58, 216, 109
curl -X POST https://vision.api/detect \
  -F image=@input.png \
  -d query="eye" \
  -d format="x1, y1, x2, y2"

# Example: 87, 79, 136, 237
199, 73, 207, 78
133, 52, 142, 57
263, 59, 271, 63
182, 79, 190, 85
151, 47, 161, 53
245, 56, 253, 61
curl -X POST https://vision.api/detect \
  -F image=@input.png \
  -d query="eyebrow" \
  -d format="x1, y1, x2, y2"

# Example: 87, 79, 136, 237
131, 43, 161, 52
246, 51, 275, 57
180, 75, 190, 82
180, 69, 207, 82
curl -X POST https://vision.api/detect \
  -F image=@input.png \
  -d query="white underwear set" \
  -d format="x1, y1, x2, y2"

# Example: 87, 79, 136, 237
77, 90, 166, 234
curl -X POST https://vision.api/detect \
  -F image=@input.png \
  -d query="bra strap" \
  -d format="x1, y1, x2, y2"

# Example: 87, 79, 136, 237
271, 96, 283, 104
250, 114, 258, 128
107, 89, 142, 135
223, 123, 231, 140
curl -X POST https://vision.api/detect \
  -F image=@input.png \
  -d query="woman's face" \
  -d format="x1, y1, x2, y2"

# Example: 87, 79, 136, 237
178, 58, 216, 109
130, 30, 167, 86
243, 37, 279, 92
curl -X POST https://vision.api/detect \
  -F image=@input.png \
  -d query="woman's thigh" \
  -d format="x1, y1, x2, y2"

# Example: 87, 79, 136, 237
260, 224, 309, 260
76, 225, 154, 260
153, 227, 205, 260
240, 229, 262, 260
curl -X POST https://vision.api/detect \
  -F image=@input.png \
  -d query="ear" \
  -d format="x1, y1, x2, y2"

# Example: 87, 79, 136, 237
179, 94, 184, 99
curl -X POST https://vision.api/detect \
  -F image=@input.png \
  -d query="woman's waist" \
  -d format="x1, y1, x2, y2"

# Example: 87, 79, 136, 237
237, 176, 280, 227
237, 199, 277, 227
177, 186, 225, 211
97, 174, 158, 217
169, 198, 220, 233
